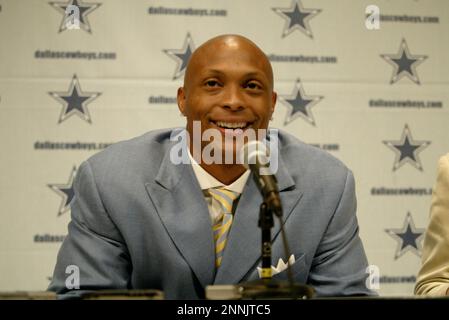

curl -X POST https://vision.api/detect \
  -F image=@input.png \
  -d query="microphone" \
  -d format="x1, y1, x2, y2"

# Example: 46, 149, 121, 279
227, 141, 316, 299
206, 139, 316, 299
239, 140, 283, 217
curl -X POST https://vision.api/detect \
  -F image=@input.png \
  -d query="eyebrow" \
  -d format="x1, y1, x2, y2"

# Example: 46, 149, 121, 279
204, 69, 266, 80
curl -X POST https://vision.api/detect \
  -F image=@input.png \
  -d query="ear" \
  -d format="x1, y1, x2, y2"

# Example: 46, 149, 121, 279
271, 91, 277, 115
177, 87, 186, 115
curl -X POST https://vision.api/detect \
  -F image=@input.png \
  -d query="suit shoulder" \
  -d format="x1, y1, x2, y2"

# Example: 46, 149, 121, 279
277, 129, 349, 175
87, 128, 176, 164
438, 153, 449, 171
80, 128, 181, 183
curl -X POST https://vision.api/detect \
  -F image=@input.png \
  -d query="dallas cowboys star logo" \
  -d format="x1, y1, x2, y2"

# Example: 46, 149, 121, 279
49, 74, 101, 124
272, 0, 321, 38
278, 79, 323, 126
49, 0, 101, 33
48, 166, 77, 217
381, 38, 427, 85
385, 212, 425, 260
383, 124, 431, 172
164, 33, 195, 80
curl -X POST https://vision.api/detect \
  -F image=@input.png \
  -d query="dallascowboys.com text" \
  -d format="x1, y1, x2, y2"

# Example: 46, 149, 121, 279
34, 141, 113, 151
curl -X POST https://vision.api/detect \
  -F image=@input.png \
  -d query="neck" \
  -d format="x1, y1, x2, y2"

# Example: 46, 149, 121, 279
187, 133, 248, 185
200, 162, 247, 185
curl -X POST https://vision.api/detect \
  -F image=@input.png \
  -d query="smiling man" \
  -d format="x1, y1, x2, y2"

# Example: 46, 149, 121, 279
49, 34, 374, 299
178, 35, 276, 185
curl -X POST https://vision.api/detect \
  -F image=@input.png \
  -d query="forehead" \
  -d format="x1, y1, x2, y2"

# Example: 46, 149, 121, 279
188, 40, 271, 80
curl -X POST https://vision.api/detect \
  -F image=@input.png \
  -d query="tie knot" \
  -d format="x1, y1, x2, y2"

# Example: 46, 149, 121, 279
209, 188, 239, 214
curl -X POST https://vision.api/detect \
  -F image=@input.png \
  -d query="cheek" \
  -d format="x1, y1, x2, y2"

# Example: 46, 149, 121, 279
186, 96, 215, 117
253, 99, 273, 119
184, 98, 201, 117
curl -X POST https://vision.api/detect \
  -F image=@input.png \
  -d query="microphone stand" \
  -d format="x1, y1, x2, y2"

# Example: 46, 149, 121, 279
259, 202, 273, 280
206, 142, 314, 300
237, 200, 315, 300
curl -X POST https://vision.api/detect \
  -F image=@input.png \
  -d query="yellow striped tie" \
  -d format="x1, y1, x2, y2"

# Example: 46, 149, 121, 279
209, 188, 239, 269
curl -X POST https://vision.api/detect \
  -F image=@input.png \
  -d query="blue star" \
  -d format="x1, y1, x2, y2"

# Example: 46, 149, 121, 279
381, 38, 427, 84
48, 166, 77, 217
273, 0, 321, 38
385, 212, 425, 260
49, 74, 101, 124
279, 79, 323, 126
383, 124, 431, 171
49, 0, 101, 33
164, 33, 195, 80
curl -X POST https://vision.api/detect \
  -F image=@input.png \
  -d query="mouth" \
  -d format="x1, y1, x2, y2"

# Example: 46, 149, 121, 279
210, 120, 254, 131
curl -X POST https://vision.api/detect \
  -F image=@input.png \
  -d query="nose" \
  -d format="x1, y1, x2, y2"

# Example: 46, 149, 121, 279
221, 84, 245, 111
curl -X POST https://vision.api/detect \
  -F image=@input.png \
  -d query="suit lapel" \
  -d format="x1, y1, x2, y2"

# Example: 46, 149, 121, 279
145, 145, 215, 288
213, 156, 303, 284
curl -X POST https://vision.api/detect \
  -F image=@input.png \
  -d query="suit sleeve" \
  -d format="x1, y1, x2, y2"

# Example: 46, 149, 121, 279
307, 169, 374, 296
48, 160, 131, 297
415, 154, 449, 296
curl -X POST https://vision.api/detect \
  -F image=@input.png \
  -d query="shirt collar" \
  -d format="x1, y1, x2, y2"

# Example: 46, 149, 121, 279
188, 149, 250, 194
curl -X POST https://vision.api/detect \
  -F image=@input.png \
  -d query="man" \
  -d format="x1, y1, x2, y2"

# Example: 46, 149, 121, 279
415, 153, 449, 296
49, 34, 373, 299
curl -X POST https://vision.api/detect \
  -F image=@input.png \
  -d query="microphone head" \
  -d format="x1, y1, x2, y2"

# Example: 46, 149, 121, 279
239, 140, 270, 170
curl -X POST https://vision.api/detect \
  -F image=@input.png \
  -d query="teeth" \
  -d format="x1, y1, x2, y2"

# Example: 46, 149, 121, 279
215, 121, 247, 129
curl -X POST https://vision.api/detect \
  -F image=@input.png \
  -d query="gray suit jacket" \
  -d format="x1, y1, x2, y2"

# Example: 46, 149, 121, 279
48, 128, 373, 299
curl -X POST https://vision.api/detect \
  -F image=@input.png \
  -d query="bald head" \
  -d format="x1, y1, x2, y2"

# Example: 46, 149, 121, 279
176, 34, 277, 184
183, 34, 274, 91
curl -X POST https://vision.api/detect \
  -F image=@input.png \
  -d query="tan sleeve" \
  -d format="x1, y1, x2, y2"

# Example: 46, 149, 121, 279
415, 153, 449, 296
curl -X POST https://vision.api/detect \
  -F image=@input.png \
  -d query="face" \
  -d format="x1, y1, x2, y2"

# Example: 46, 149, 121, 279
177, 36, 277, 163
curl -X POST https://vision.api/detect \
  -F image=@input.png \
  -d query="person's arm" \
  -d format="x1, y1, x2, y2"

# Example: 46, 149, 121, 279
415, 154, 449, 296
48, 160, 131, 298
307, 170, 375, 296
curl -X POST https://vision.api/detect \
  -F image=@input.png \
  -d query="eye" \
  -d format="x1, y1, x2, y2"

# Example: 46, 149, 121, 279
205, 79, 221, 87
245, 81, 262, 90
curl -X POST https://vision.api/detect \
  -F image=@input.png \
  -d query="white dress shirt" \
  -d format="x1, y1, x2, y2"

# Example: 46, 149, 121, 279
188, 150, 250, 224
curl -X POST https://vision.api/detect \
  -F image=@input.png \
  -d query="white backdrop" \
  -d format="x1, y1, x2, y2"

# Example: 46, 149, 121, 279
1, 0, 448, 296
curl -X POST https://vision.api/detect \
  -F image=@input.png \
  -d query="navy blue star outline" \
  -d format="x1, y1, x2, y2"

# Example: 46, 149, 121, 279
48, 166, 77, 217
164, 33, 195, 80
49, 0, 101, 33
381, 38, 427, 85
279, 79, 323, 126
383, 124, 431, 172
272, 0, 321, 39
385, 212, 425, 260
49, 74, 101, 124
